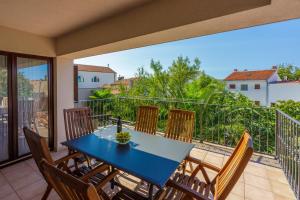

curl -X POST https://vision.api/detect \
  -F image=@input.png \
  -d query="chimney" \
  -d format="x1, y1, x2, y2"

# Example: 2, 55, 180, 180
272, 66, 277, 70
107, 64, 110, 68
234, 69, 238, 72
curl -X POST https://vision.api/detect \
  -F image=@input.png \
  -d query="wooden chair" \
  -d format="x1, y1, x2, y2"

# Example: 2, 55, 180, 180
135, 106, 159, 135
63, 107, 94, 140
165, 109, 195, 143
23, 127, 115, 200
40, 159, 166, 200
63, 107, 94, 167
165, 109, 195, 173
165, 131, 254, 200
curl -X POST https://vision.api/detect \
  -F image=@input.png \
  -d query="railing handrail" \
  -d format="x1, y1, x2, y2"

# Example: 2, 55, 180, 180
276, 109, 300, 125
75, 96, 273, 110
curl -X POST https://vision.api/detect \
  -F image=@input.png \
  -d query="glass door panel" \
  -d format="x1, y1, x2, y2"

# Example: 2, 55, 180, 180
17, 57, 49, 156
0, 55, 9, 162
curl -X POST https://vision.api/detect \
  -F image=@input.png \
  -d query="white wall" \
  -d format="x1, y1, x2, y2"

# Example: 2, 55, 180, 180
78, 71, 115, 89
268, 82, 300, 105
226, 80, 268, 106
54, 57, 74, 151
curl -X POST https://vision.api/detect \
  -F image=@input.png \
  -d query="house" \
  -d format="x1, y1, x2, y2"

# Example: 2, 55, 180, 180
74, 64, 116, 100
269, 80, 300, 105
225, 68, 300, 106
103, 77, 137, 94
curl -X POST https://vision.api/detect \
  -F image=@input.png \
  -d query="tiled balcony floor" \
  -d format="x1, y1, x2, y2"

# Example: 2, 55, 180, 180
0, 148, 296, 200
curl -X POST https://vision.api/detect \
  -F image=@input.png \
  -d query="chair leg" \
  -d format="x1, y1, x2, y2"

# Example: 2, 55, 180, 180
41, 185, 52, 200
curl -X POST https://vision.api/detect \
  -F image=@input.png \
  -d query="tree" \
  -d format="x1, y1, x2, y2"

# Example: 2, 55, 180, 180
129, 56, 201, 99
275, 100, 300, 121
277, 64, 300, 81
89, 89, 112, 99
0, 68, 7, 97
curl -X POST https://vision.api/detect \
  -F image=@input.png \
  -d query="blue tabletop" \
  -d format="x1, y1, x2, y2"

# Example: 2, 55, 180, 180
62, 125, 194, 188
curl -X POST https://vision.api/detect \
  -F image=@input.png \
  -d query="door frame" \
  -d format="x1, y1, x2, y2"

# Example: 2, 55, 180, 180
0, 50, 54, 166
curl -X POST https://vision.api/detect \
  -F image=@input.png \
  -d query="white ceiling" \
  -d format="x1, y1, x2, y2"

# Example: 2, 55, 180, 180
0, 0, 150, 37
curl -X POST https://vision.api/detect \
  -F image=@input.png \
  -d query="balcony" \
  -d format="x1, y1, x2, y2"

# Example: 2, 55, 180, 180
0, 96, 298, 200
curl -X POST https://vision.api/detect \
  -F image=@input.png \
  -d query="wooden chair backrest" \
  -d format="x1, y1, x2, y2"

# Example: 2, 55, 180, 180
165, 109, 195, 143
215, 131, 253, 200
63, 107, 94, 141
135, 106, 159, 135
40, 159, 103, 200
23, 127, 54, 173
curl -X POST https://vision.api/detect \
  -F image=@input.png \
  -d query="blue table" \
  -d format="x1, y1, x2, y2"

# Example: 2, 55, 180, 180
62, 125, 194, 199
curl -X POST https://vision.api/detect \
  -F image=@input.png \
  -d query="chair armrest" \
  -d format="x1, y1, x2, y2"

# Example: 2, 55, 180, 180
80, 164, 110, 182
186, 156, 221, 172
167, 180, 209, 200
53, 152, 82, 166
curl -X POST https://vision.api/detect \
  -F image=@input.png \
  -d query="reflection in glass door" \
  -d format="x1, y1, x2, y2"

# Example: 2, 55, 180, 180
0, 55, 8, 161
17, 57, 49, 156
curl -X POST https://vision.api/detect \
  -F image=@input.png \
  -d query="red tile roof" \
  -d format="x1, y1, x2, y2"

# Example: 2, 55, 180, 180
225, 70, 276, 81
76, 64, 116, 73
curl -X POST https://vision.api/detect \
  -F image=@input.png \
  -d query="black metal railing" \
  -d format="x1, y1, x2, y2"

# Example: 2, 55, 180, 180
276, 109, 300, 200
75, 96, 276, 155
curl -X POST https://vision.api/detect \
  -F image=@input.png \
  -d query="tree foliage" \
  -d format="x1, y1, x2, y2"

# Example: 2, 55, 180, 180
277, 64, 300, 80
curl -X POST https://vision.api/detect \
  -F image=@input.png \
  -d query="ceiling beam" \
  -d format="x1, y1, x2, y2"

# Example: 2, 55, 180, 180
56, 0, 271, 57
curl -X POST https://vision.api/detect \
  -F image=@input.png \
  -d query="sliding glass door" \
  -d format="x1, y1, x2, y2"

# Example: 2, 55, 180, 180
0, 52, 53, 165
0, 55, 9, 162
17, 57, 50, 156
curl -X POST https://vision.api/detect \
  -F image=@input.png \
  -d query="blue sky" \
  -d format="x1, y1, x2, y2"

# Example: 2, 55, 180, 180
19, 64, 48, 80
75, 19, 300, 79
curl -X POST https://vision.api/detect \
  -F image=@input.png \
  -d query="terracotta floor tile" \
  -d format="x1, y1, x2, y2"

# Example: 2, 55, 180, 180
270, 180, 295, 199
2, 164, 35, 183
16, 179, 47, 200
0, 184, 14, 199
245, 184, 275, 200
9, 171, 42, 190
244, 173, 272, 191
1, 192, 21, 200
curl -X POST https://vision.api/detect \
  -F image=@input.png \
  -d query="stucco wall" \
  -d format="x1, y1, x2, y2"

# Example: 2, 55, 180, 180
54, 57, 74, 151
268, 83, 300, 105
226, 80, 268, 106
0, 26, 55, 57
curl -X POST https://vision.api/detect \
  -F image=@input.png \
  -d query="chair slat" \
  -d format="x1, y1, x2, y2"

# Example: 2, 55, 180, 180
64, 107, 94, 141
135, 106, 159, 135
165, 109, 195, 143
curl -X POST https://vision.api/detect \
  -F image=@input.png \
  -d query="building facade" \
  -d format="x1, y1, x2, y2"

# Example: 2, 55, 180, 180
74, 64, 116, 100
225, 68, 300, 106
269, 81, 300, 105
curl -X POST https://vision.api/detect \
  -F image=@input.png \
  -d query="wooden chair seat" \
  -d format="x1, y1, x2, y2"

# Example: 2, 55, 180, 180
165, 172, 212, 200
165, 131, 253, 200
23, 127, 115, 200
64, 107, 95, 168
41, 159, 166, 200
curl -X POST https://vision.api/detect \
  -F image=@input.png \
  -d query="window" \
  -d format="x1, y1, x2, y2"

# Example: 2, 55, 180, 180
229, 84, 236, 89
92, 76, 99, 82
78, 75, 84, 82
254, 84, 260, 89
241, 84, 248, 91
254, 101, 260, 106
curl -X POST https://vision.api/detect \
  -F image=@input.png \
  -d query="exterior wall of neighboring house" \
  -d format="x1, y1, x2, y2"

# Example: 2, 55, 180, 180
76, 67, 116, 100
268, 82, 300, 105
78, 71, 115, 89
226, 80, 268, 106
